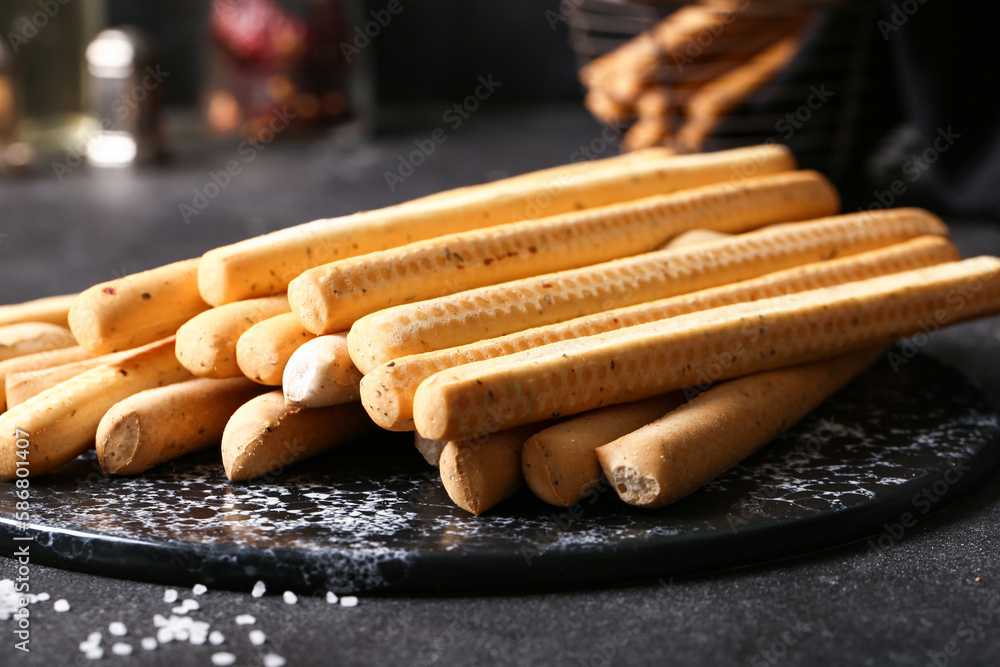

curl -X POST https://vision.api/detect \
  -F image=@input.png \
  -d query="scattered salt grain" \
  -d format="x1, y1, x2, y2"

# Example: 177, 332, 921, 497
209, 630, 225, 645
249, 629, 266, 646
84, 647, 104, 660
282, 591, 297, 605
263, 654, 287, 667
53, 599, 71, 612
251, 581, 266, 598
36, 592, 50, 602
141, 637, 158, 651
325, 591, 338, 604
212, 651, 237, 666
171, 605, 189, 615
193, 583, 208, 596
79, 632, 102, 653
339, 596, 358, 608
235, 614, 256, 626
182, 598, 200, 611
153, 614, 168, 627
163, 589, 178, 603
109, 621, 127, 636
112, 642, 133, 656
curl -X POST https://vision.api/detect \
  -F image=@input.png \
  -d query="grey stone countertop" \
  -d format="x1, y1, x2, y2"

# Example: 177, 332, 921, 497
1, 105, 1000, 666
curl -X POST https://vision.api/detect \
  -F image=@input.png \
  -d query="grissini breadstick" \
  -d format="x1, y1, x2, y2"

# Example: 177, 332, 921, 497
596, 347, 886, 509
348, 208, 948, 373
175, 295, 290, 378
97, 377, 268, 475
0, 293, 77, 328
282, 334, 361, 407
290, 170, 838, 334
221, 391, 375, 481
414, 433, 447, 467
522, 393, 685, 507
68, 258, 209, 354
412, 256, 1000, 442
198, 145, 796, 305
360, 235, 958, 431
661, 228, 730, 249
439, 424, 547, 516
5, 349, 134, 409
0, 337, 194, 478
0, 322, 77, 362
236, 312, 316, 386
0, 345, 94, 411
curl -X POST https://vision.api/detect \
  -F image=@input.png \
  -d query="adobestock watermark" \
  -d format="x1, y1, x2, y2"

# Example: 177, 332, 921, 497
668, 0, 749, 72
339, 0, 411, 64
384, 74, 502, 192
10, 428, 33, 653
922, 590, 1000, 667
878, 0, 930, 40
179, 107, 296, 223
51, 64, 170, 182
6, 0, 72, 54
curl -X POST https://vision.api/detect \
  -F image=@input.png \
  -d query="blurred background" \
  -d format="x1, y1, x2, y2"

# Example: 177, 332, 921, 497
0, 0, 997, 223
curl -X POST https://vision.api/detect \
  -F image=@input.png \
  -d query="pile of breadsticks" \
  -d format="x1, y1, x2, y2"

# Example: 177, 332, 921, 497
1, 143, 999, 519
580, 0, 817, 152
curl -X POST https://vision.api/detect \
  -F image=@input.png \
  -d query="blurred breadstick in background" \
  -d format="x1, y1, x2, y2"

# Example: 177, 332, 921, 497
282, 334, 361, 408
221, 391, 375, 481
596, 348, 885, 508
412, 257, 1000, 442
522, 393, 685, 507
348, 208, 945, 372
291, 170, 838, 334
175, 295, 290, 378
439, 424, 547, 516
68, 258, 209, 354
359, 234, 957, 431
414, 432, 447, 468
0, 345, 94, 411
198, 144, 796, 305
98, 377, 267, 475
0, 293, 78, 328
0, 322, 77, 363
0, 337, 193, 478
236, 312, 316, 386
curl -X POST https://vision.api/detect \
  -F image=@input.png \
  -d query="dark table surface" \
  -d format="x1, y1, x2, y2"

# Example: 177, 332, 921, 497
2, 106, 1000, 666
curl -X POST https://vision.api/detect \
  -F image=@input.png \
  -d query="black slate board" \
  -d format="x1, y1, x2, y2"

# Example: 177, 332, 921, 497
1, 352, 997, 594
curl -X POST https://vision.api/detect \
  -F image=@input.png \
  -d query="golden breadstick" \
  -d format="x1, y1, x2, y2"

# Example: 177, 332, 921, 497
360, 235, 956, 431
522, 393, 685, 507
0, 293, 77, 328
662, 228, 731, 249
5, 349, 134, 409
412, 257, 1000, 441
596, 347, 885, 508
0, 345, 94, 411
198, 145, 796, 305
414, 433, 447, 467
236, 313, 316, 386
583, 89, 634, 124
282, 334, 361, 407
0, 322, 77, 363
635, 89, 672, 118
221, 391, 375, 481
175, 295, 290, 378
291, 170, 838, 334
0, 337, 193, 478
68, 258, 209, 354
348, 208, 948, 374
439, 424, 545, 515
97, 377, 267, 475
622, 116, 673, 153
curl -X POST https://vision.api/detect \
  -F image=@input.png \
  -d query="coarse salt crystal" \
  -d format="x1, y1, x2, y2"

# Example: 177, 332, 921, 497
163, 589, 178, 603
37, 592, 50, 601
153, 614, 168, 627
182, 598, 200, 611
282, 591, 297, 605
263, 655, 287, 667
53, 599, 71, 612
251, 581, 266, 598
171, 605, 189, 615
209, 630, 225, 645
193, 584, 208, 596
339, 596, 358, 608
84, 647, 103, 660
141, 637, 158, 651
157, 627, 173, 644
112, 642, 133, 656
235, 614, 256, 626
249, 629, 266, 646
325, 591, 338, 604
109, 621, 127, 636
212, 651, 237, 666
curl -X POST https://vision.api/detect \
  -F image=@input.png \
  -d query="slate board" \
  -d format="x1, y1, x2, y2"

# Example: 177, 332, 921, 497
1, 352, 997, 594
